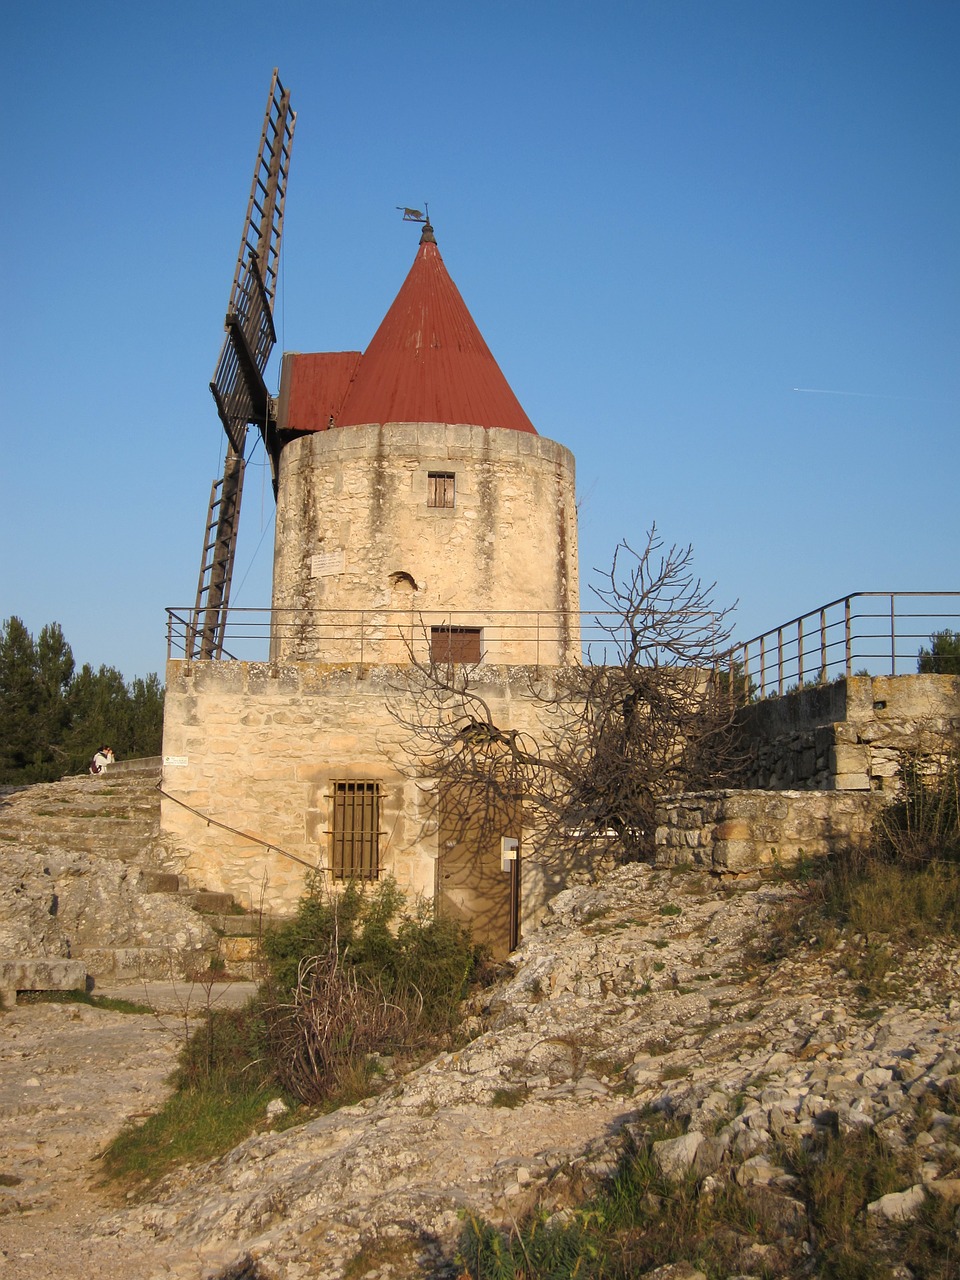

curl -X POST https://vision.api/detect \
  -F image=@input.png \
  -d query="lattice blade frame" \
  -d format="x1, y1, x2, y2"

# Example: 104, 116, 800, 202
211, 68, 296, 453
191, 70, 295, 658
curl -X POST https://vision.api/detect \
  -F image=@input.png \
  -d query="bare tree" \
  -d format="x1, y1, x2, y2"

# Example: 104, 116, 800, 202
390, 525, 740, 867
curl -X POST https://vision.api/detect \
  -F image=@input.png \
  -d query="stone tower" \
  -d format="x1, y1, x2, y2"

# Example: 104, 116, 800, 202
270, 223, 579, 665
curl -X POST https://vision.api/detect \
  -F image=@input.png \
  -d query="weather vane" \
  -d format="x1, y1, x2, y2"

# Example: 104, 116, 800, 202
397, 204, 429, 224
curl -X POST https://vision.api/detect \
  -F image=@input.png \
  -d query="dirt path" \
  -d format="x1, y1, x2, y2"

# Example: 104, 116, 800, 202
0, 983, 256, 1280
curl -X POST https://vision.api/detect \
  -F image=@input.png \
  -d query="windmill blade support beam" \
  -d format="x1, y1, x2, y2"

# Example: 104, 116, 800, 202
190, 68, 295, 659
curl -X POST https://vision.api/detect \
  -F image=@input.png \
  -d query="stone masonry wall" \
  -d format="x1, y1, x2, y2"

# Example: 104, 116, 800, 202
271, 422, 580, 664
654, 788, 887, 874
160, 659, 574, 931
656, 675, 959, 875
730, 674, 960, 793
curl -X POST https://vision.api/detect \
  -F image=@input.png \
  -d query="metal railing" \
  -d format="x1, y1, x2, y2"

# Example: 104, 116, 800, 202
718, 592, 960, 700
167, 606, 608, 667
165, 593, 960, 695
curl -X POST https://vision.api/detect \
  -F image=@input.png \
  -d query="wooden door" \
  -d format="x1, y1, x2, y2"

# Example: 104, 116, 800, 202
438, 783, 521, 960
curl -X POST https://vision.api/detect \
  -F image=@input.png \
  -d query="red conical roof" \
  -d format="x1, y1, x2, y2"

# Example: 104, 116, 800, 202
336, 229, 537, 434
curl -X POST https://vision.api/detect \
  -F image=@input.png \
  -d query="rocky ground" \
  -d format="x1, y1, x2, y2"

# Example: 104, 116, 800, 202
1, 863, 959, 1279
0, 982, 257, 1279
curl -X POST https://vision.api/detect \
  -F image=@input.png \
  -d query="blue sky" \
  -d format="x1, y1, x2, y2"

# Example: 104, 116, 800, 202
3, 0, 958, 680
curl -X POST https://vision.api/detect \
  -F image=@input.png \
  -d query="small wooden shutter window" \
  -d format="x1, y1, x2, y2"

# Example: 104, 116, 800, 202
431, 626, 482, 664
332, 781, 380, 880
427, 472, 456, 508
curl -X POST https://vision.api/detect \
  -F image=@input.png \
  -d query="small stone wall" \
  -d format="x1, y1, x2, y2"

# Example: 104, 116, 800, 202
730, 675, 960, 793
654, 788, 886, 874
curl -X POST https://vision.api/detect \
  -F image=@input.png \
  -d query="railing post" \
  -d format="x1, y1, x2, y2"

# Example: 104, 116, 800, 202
819, 608, 827, 683
797, 616, 804, 687
742, 642, 750, 703
890, 594, 896, 675
778, 628, 784, 695
759, 634, 766, 699
845, 597, 852, 676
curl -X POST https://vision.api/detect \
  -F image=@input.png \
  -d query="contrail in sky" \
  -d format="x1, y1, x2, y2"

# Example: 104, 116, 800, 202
792, 387, 945, 402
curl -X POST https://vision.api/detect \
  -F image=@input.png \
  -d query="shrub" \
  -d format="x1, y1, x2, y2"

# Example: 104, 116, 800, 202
257, 875, 485, 1102
266, 941, 411, 1104
874, 756, 960, 868
102, 877, 485, 1183
175, 1001, 270, 1092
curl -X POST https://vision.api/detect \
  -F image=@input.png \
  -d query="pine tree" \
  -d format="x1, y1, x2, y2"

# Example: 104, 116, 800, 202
0, 617, 42, 777
0, 617, 164, 782
918, 630, 960, 676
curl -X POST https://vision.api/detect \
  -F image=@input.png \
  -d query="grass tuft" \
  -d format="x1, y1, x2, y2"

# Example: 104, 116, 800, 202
18, 989, 153, 1014
100, 1085, 292, 1191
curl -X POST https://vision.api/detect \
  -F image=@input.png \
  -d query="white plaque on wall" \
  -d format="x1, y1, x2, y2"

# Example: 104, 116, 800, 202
163, 755, 189, 768
311, 549, 346, 578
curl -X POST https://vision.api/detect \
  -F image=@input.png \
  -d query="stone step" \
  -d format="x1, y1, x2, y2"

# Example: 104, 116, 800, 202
182, 890, 239, 915
219, 935, 262, 976
72, 944, 215, 982
0, 815, 159, 841
141, 870, 183, 894
0, 958, 89, 1007
0, 792, 160, 824
0, 763, 248, 984
214, 914, 269, 936
0, 766, 163, 871
4, 787, 159, 805
0, 833, 159, 861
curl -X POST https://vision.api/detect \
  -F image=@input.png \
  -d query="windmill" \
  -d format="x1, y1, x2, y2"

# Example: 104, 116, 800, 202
189, 69, 296, 658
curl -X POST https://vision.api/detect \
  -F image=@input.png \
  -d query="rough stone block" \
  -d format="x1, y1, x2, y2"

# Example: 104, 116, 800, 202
870, 755, 900, 778
715, 819, 752, 842
713, 839, 759, 872
0, 958, 88, 996
833, 773, 871, 791
653, 1131, 703, 1181
829, 743, 869, 775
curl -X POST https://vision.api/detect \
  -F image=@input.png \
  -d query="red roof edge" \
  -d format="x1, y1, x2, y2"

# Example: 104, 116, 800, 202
276, 351, 362, 433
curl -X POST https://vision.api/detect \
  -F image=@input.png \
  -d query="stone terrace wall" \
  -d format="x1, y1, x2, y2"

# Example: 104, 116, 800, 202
654, 788, 886, 874
730, 674, 960, 793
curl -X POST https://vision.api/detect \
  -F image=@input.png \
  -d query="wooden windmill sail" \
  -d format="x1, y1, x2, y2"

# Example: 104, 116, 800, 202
190, 69, 296, 658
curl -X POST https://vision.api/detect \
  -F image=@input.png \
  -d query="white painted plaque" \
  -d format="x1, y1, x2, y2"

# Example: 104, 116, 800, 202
163, 755, 189, 768
311, 549, 346, 578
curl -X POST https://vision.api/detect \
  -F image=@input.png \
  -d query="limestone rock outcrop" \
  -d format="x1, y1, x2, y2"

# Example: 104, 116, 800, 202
0, 769, 214, 981
101, 862, 960, 1279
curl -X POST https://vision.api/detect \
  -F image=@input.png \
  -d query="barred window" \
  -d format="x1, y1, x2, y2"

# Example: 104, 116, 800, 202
427, 472, 456, 508
431, 626, 482, 664
332, 781, 380, 880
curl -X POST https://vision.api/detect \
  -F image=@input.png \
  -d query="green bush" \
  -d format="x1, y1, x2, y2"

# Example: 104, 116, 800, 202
175, 1001, 270, 1092
260, 877, 486, 1103
262, 875, 483, 1032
